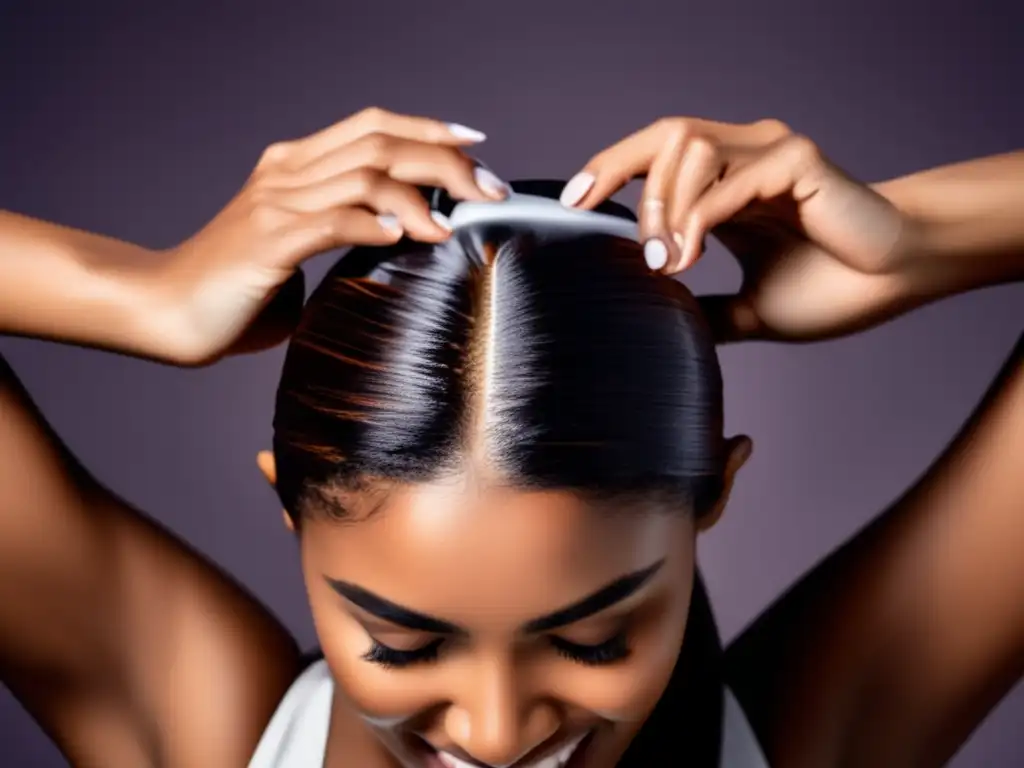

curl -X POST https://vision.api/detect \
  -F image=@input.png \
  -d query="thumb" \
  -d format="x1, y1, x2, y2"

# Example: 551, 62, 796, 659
697, 293, 761, 345
225, 269, 306, 357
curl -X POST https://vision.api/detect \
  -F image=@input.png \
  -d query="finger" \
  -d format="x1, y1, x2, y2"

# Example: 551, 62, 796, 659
682, 135, 827, 266
274, 206, 405, 265
274, 170, 449, 242
638, 131, 686, 271
287, 107, 486, 167
560, 121, 663, 209
562, 117, 791, 210
283, 134, 506, 201
696, 293, 761, 345
664, 139, 727, 273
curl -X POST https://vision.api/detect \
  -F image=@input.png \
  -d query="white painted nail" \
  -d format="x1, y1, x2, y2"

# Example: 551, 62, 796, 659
376, 213, 402, 236
446, 123, 487, 143
644, 238, 668, 270
431, 211, 453, 231
474, 166, 511, 198
559, 172, 595, 207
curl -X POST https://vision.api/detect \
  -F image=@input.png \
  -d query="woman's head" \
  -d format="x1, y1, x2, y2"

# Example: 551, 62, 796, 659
265, 192, 749, 767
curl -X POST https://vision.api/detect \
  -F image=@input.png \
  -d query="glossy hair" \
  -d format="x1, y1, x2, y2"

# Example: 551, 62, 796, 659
272, 193, 724, 525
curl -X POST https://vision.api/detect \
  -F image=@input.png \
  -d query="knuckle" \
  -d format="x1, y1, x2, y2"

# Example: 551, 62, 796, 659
686, 135, 718, 159
787, 133, 824, 165
350, 167, 382, 197
360, 131, 393, 163
258, 140, 293, 168
660, 116, 691, 142
357, 106, 390, 128
754, 117, 791, 137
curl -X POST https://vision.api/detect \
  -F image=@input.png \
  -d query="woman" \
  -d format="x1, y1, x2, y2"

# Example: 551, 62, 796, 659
0, 108, 1021, 768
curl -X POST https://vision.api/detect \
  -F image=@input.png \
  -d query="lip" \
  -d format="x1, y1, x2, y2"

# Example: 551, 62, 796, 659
424, 730, 593, 768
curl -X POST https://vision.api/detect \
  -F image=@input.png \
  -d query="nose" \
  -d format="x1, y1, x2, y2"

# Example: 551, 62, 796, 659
443, 655, 558, 767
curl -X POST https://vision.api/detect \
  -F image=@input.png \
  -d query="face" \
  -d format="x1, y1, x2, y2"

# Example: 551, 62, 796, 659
298, 480, 698, 768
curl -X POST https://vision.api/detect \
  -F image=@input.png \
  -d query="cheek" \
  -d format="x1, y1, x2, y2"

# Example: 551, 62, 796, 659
301, 552, 434, 720
551, 593, 690, 722
307, 595, 443, 721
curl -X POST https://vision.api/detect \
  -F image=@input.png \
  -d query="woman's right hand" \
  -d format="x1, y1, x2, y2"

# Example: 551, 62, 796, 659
151, 107, 508, 364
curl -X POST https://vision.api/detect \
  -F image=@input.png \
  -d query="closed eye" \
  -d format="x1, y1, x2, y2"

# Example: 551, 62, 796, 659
549, 631, 631, 666
362, 637, 443, 669
361, 631, 632, 670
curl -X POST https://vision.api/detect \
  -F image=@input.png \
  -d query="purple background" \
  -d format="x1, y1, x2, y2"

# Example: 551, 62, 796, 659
1, 1, 1021, 764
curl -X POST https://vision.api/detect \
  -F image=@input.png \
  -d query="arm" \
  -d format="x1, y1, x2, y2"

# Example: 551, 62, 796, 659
0, 212, 301, 765
727, 153, 1024, 768
0, 210, 180, 360
0, 355, 301, 766
0, 108, 496, 764
875, 150, 1024, 295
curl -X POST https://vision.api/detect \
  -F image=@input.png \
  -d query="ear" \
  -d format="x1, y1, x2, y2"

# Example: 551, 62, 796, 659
695, 435, 752, 533
256, 450, 295, 533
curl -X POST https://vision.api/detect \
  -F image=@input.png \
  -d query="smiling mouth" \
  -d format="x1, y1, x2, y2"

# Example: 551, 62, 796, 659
430, 731, 591, 768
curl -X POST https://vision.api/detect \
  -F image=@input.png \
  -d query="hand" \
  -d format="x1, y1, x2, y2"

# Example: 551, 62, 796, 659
560, 117, 923, 343
152, 107, 508, 364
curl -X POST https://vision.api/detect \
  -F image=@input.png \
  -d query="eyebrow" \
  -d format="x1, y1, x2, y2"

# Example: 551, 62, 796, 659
325, 559, 665, 636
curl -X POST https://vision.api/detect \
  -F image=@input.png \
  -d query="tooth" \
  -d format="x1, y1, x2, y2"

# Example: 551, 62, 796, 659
438, 753, 474, 768
556, 734, 586, 765
534, 756, 560, 768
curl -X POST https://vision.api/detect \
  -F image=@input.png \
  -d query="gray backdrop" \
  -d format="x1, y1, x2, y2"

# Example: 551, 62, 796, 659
1, 0, 1021, 765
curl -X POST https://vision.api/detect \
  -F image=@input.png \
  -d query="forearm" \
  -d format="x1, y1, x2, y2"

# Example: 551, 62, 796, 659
0, 211, 174, 359
874, 150, 1024, 295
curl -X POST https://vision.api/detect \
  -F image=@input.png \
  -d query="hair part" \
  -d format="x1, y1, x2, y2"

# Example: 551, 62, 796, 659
272, 229, 724, 527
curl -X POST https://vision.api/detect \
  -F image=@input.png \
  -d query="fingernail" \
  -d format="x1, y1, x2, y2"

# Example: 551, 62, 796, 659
431, 211, 453, 231
474, 167, 511, 199
559, 172, 595, 207
644, 238, 668, 270
376, 213, 403, 236
446, 123, 487, 143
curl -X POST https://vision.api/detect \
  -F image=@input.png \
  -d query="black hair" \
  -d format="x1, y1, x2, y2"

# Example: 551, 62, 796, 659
272, 184, 724, 524
271, 182, 728, 763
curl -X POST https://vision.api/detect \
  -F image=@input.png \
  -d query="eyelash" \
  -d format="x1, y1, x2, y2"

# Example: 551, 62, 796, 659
362, 637, 443, 669
550, 631, 631, 666
362, 632, 631, 669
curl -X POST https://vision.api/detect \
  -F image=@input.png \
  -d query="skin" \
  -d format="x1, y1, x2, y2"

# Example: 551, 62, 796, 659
258, 449, 746, 768
0, 108, 1021, 767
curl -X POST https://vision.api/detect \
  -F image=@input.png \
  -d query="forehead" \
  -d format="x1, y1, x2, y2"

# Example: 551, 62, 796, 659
302, 481, 693, 624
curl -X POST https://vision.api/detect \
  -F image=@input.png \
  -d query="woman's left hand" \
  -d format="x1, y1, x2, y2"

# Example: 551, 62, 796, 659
560, 117, 924, 343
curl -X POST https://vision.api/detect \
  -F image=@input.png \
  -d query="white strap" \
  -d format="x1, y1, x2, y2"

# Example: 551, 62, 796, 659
721, 686, 771, 767
247, 660, 333, 768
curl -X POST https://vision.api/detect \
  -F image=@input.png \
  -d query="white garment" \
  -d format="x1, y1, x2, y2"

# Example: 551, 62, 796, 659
247, 659, 770, 768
